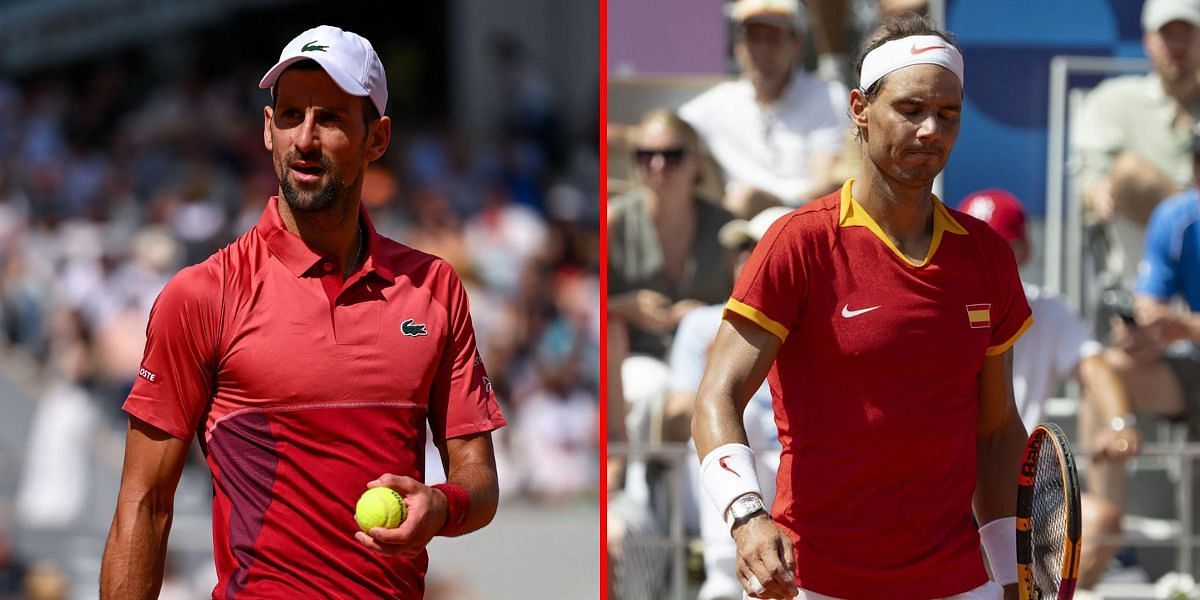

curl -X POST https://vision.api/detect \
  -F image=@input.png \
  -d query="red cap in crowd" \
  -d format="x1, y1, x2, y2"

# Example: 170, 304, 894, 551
957, 188, 1027, 243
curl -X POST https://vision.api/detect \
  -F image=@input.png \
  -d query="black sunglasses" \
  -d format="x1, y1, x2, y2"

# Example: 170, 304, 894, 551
633, 147, 688, 168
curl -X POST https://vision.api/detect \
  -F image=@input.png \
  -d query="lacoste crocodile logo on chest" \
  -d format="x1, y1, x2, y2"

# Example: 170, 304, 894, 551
401, 319, 428, 336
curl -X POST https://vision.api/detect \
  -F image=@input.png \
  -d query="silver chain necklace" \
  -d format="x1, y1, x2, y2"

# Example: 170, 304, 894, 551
347, 223, 365, 277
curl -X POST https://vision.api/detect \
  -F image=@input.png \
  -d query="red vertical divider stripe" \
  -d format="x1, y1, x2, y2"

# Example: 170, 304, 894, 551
598, 0, 610, 597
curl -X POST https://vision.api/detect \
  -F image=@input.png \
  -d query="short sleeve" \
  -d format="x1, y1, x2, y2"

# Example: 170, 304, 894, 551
122, 263, 222, 441
428, 263, 506, 442
667, 306, 721, 393
983, 233, 1034, 356
1136, 198, 1181, 301
724, 216, 806, 342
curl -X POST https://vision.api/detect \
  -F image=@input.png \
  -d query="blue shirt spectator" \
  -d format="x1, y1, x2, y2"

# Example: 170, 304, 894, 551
1137, 188, 1200, 309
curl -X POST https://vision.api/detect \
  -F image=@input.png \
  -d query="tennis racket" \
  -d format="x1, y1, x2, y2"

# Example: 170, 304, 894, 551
1016, 423, 1082, 600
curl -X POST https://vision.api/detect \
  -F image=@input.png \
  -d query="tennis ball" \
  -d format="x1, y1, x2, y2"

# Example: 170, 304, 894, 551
355, 487, 406, 532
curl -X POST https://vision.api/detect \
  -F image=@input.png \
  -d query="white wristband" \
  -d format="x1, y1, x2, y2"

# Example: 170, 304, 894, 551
979, 517, 1018, 586
700, 443, 762, 523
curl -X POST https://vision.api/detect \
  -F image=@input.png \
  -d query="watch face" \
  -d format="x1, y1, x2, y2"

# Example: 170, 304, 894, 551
732, 495, 764, 518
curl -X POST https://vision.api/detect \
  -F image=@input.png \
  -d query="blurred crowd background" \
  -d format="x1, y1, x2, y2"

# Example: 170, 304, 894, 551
0, 1, 599, 598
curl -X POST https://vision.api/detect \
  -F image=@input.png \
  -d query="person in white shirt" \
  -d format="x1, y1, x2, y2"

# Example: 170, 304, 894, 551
958, 189, 1142, 591
680, 0, 849, 216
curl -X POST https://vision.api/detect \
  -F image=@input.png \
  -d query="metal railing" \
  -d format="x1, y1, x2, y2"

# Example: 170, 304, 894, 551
1078, 442, 1200, 574
609, 442, 693, 600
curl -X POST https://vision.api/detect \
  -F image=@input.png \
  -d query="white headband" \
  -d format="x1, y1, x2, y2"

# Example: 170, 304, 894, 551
859, 34, 964, 92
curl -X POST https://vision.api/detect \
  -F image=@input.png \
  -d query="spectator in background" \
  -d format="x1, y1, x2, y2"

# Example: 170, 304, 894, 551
1072, 0, 1200, 292
608, 109, 733, 457
607, 109, 734, 600
608, 109, 734, 364
1106, 124, 1200, 447
958, 189, 1142, 591
680, 0, 848, 217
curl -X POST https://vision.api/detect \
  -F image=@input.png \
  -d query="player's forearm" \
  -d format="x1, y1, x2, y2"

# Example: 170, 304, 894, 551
973, 409, 1026, 523
100, 493, 174, 599
693, 385, 751, 459
692, 318, 779, 459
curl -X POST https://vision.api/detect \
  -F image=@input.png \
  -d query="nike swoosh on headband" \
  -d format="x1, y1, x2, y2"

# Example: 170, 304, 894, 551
910, 43, 946, 55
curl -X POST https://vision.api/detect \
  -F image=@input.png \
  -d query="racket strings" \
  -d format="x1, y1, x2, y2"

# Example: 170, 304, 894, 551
1031, 441, 1068, 597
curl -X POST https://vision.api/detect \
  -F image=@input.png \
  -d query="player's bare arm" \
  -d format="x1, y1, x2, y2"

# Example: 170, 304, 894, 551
973, 350, 1025, 600
100, 416, 191, 600
693, 313, 796, 599
692, 315, 780, 453
355, 431, 499, 555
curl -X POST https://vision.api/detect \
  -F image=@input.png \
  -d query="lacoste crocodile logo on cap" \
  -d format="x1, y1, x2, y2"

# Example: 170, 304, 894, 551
401, 319, 428, 336
301, 41, 329, 53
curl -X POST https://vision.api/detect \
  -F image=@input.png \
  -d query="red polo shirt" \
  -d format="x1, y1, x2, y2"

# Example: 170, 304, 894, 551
725, 180, 1032, 599
124, 197, 505, 599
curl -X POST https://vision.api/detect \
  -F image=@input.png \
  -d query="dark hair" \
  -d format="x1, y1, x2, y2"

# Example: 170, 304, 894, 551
854, 12, 958, 101
270, 59, 382, 125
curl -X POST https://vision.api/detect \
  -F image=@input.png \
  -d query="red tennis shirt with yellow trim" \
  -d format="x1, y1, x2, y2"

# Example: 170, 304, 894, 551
122, 197, 505, 599
725, 180, 1032, 599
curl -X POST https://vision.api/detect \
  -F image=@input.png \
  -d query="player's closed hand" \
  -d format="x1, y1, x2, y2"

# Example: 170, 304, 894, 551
354, 474, 448, 556
731, 515, 798, 599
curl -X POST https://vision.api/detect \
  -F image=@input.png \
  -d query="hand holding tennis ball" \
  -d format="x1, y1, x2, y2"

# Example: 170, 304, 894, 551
354, 474, 450, 556
355, 487, 407, 532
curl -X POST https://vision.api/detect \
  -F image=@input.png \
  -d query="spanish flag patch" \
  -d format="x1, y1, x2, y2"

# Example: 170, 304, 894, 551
966, 303, 991, 329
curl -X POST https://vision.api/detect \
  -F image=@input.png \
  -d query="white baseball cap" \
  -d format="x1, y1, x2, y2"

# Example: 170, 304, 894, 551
730, 0, 806, 33
718, 206, 793, 248
1143, 0, 1200, 31
259, 25, 387, 117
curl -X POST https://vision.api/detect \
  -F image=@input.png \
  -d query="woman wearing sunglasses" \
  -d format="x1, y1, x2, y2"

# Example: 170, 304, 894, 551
607, 109, 738, 598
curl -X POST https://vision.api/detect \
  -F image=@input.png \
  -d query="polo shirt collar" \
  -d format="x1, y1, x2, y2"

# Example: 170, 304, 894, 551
837, 178, 968, 266
256, 196, 396, 283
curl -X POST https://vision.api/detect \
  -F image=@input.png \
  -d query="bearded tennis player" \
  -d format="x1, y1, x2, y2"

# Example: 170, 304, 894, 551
100, 26, 504, 599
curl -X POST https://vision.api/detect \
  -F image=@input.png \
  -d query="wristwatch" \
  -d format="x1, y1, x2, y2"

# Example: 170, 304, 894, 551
729, 494, 767, 530
1110, 413, 1137, 432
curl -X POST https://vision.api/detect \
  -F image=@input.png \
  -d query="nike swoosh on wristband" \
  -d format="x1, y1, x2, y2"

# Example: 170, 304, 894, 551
910, 43, 946, 55
841, 304, 881, 318
718, 456, 740, 478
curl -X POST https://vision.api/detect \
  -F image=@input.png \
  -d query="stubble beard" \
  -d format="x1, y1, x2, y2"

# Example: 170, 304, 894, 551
278, 154, 346, 214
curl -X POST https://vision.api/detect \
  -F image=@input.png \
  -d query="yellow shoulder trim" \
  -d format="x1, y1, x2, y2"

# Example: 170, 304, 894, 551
724, 298, 790, 342
985, 314, 1034, 356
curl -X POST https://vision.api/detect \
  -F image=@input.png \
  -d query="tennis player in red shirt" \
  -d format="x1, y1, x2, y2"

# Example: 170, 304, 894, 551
693, 14, 1031, 600
100, 26, 504, 599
